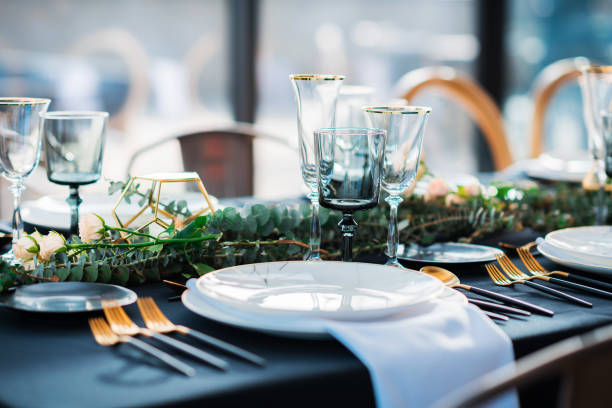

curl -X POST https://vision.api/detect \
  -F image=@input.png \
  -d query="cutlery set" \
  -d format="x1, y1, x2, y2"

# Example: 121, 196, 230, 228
89, 297, 265, 376
477, 244, 611, 321
423, 241, 612, 322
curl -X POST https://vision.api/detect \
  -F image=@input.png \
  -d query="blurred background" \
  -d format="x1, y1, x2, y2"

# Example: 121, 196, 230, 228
0, 0, 611, 210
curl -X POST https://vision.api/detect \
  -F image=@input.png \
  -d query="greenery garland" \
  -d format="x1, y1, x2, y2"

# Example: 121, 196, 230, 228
0, 180, 609, 293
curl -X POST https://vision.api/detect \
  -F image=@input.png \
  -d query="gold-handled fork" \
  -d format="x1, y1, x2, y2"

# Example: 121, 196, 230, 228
517, 246, 612, 295
137, 297, 265, 366
88, 317, 195, 377
102, 300, 228, 370
494, 255, 592, 307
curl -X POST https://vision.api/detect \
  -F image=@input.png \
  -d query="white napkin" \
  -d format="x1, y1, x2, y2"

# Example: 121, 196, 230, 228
324, 300, 517, 408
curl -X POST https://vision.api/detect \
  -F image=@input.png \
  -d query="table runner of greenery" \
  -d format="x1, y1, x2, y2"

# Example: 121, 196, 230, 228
0, 181, 609, 293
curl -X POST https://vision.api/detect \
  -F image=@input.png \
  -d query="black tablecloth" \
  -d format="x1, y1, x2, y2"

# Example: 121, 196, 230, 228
1, 230, 611, 408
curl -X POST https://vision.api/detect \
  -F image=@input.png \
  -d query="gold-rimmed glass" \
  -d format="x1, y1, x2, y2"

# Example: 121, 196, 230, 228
290, 74, 344, 260
578, 65, 612, 224
0, 97, 51, 261
363, 106, 431, 267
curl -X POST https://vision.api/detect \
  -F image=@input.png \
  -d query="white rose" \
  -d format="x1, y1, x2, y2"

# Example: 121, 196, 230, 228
38, 232, 67, 262
13, 235, 39, 261
79, 214, 105, 242
425, 178, 451, 201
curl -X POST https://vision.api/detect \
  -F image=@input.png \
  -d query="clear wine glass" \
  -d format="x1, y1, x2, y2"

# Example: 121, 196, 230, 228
40, 111, 108, 237
0, 97, 51, 261
602, 111, 612, 179
578, 65, 612, 225
290, 74, 344, 260
363, 106, 431, 267
315, 128, 386, 262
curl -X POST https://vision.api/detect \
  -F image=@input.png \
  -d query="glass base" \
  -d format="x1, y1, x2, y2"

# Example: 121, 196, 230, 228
303, 250, 323, 261
385, 258, 407, 269
1, 249, 18, 265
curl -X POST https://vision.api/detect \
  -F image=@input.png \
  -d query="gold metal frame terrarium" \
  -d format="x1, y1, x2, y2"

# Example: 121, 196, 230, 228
112, 172, 215, 239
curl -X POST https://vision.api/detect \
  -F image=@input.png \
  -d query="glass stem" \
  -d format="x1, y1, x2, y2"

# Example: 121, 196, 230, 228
338, 212, 357, 262
385, 195, 404, 266
306, 191, 322, 261
594, 161, 608, 225
67, 185, 82, 239
9, 181, 25, 246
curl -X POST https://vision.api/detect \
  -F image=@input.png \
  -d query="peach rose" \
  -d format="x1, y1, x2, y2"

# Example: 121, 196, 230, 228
13, 235, 39, 261
445, 193, 466, 207
79, 214, 105, 242
38, 232, 67, 262
425, 178, 451, 201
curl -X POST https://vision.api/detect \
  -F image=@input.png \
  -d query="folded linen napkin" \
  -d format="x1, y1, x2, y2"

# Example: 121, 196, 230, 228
187, 278, 516, 407
325, 300, 516, 408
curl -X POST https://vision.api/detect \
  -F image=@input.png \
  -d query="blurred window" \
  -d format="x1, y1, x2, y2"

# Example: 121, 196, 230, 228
0, 0, 229, 192
504, 0, 612, 158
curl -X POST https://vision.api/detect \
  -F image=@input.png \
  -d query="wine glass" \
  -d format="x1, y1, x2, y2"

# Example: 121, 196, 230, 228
578, 65, 612, 224
363, 106, 431, 267
602, 111, 612, 179
40, 111, 108, 237
0, 97, 51, 261
315, 128, 386, 262
336, 85, 375, 127
290, 74, 344, 260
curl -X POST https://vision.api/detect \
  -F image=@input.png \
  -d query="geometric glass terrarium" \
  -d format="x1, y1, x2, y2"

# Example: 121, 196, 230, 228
112, 172, 215, 240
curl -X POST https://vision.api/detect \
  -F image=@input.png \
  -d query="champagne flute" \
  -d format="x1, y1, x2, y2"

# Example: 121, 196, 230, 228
363, 106, 431, 267
290, 74, 344, 260
315, 128, 386, 261
578, 65, 612, 224
0, 97, 51, 261
40, 111, 108, 238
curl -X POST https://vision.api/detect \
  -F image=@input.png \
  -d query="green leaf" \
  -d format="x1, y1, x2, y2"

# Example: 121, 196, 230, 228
84, 265, 98, 282
99, 264, 111, 283
55, 267, 69, 281
190, 263, 215, 276
251, 204, 270, 226
68, 265, 84, 282
278, 216, 293, 234
112, 266, 130, 285
245, 215, 257, 235
144, 264, 161, 281
271, 206, 282, 227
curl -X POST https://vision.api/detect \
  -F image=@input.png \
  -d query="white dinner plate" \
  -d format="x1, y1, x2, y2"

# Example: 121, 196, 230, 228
545, 226, 612, 267
537, 242, 612, 276
524, 152, 590, 183
0, 282, 137, 313
22, 192, 219, 230
398, 242, 504, 264
194, 261, 444, 321
182, 283, 466, 339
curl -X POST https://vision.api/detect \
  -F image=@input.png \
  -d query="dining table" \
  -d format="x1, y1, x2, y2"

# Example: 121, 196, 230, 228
1, 223, 611, 408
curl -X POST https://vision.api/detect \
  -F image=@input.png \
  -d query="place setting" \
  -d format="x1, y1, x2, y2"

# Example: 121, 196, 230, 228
1, 55, 612, 408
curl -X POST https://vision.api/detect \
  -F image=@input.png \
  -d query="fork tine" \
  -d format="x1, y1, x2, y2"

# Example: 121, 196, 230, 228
517, 249, 538, 272
496, 255, 523, 279
518, 248, 546, 272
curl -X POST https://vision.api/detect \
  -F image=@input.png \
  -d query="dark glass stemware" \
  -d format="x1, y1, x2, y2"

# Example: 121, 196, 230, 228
315, 128, 386, 261
41, 111, 108, 237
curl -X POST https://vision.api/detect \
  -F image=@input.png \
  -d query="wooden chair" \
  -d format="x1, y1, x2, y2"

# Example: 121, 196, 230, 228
126, 122, 293, 198
438, 324, 612, 408
529, 57, 591, 158
395, 66, 513, 171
